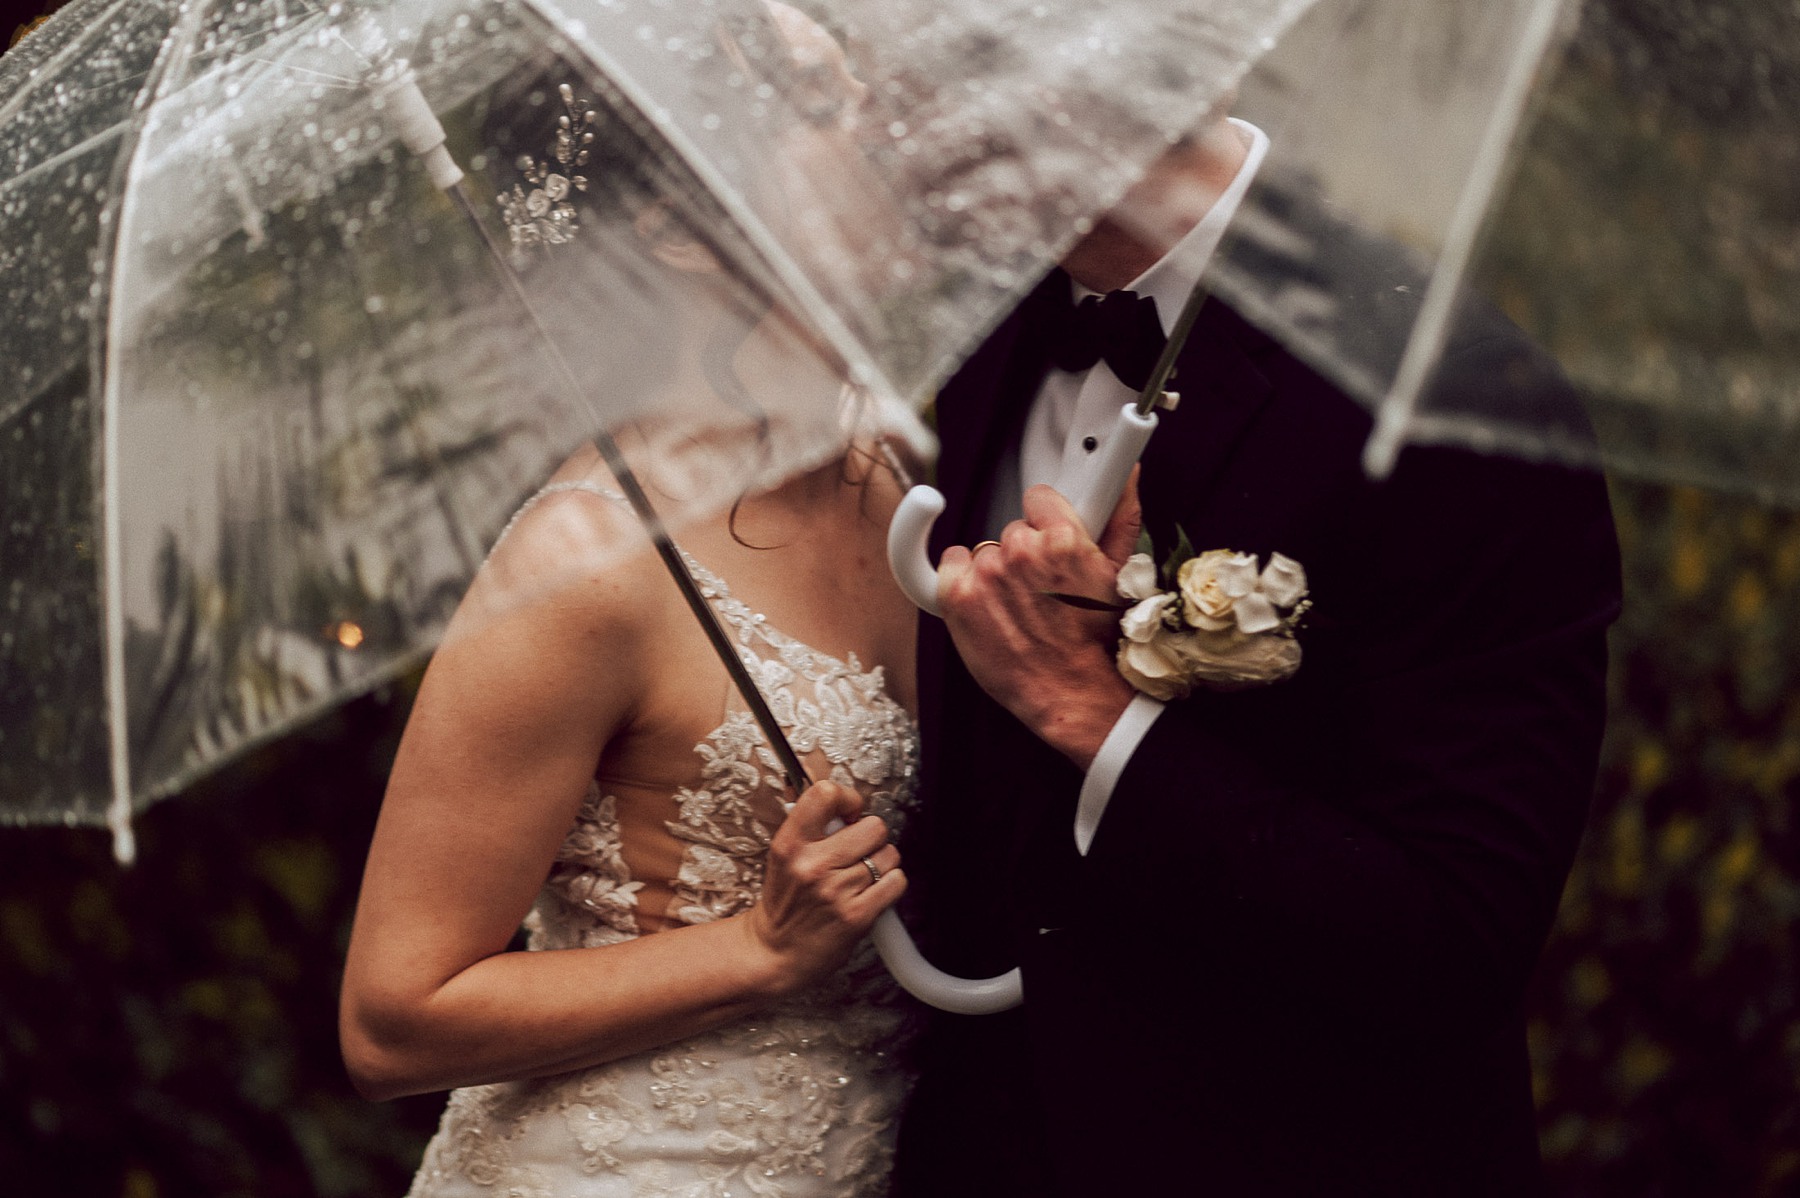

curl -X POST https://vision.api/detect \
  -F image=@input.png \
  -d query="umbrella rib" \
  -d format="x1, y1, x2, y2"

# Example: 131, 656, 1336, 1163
0, 124, 128, 202
1363, 0, 1575, 477
0, 0, 138, 127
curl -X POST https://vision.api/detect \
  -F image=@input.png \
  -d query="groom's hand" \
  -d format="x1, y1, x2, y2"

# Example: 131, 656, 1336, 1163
937, 474, 1142, 772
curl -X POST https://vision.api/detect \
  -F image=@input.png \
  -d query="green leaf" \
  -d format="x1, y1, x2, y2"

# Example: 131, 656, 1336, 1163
1163, 525, 1196, 584
1135, 527, 1154, 559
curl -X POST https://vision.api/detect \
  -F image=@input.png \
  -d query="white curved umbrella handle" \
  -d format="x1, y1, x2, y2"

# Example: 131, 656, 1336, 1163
821, 816, 1022, 1012
872, 910, 1023, 1014
888, 486, 948, 616
887, 404, 1160, 616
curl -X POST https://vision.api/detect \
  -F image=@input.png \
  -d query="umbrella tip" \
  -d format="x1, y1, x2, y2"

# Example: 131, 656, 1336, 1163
107, 804, 137, 866
1362, 411, 1406, 481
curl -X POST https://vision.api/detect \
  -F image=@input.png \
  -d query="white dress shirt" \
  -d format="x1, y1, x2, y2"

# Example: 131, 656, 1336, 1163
986, 118, 1270, 855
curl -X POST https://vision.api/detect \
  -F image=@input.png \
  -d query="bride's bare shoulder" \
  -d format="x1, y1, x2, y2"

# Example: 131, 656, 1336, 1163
449, 484, 668, 650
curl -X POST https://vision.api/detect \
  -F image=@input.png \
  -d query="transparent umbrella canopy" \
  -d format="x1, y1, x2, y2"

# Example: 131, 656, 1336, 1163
1461, 0, 1800, 502
0, 0, 1594, 859
1227, 0, 1800, 494
0, 0, 1316, 857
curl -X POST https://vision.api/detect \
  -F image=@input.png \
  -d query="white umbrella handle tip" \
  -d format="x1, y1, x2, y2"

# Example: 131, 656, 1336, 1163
888, 486, 947, 617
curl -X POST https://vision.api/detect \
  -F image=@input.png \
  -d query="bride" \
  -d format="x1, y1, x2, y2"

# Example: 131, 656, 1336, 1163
340, 9, 928, 1195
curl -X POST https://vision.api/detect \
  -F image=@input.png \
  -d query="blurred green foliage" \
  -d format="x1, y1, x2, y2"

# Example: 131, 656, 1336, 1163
0, 687, 444, 1197
1529, 480, 1800, 1198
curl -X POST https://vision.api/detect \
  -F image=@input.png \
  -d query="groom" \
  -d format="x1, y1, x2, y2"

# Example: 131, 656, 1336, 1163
892, 115, 1621, 1195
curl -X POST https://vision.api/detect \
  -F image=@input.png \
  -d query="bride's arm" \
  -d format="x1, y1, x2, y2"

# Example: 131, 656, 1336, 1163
338, 496, 903, 1101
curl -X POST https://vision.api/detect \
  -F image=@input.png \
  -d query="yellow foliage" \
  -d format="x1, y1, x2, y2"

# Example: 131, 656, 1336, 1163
1730, 572, 1767, 623
1773, 532, 1800, 587
1702, 891, 1736, 945
1611, 810, 1646, 894
70, 880, 130, 959
1657, 815, 1699, 863
1571, 957, 1613, 1006
179, 979, 231, 1021
1669, 531, 1708, 596
1617, 1036, 1674, 1092
1671, 486, 1711, 522
255, 840, 336, 922
0, 901, 54, 976
1755, 741, 1800, 801
1718, 830, 1760, 888
1632, 742, 1668, 793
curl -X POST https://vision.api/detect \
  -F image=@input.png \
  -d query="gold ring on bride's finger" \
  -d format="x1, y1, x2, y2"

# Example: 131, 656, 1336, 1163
972, 540, 1002, 557
860, 856, 883, 885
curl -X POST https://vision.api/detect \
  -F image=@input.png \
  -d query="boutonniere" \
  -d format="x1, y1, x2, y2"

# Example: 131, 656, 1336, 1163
1110, 529, 1309, 699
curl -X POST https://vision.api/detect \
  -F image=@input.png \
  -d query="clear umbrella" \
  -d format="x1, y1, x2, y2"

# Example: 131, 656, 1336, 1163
1454, 0, 1800, 503
0, 0, 1334, 1017
0, 0, 1322, 848
1224, 0, 1800, 496
0, 0, 1624, 1008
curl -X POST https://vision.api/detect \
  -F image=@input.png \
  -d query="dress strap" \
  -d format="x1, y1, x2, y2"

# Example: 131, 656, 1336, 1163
487, 480, 627, 559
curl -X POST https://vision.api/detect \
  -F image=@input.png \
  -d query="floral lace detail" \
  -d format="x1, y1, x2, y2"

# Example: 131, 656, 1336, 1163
411, 545, 921, 1198
527, 790, 642, 949
655, 557, 919, 933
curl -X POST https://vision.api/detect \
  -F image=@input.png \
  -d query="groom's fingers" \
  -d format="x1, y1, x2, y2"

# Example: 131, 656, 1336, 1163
1017, 472, 1142, 568
1097, 466, 1144, 565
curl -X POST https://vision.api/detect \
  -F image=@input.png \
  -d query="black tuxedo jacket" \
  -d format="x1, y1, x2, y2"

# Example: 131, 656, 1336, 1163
893, 269, 1621, 1197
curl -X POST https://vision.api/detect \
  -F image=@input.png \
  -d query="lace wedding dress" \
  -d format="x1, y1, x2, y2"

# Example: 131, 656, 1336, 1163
406, 485, 923, 1198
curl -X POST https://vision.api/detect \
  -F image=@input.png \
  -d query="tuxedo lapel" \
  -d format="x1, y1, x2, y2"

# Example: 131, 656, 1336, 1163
930, 274, 1066, 552
1136, 298, 1274, 540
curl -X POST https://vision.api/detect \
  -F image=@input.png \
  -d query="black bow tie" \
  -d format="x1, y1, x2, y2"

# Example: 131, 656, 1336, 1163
1041, 286, 1167, 393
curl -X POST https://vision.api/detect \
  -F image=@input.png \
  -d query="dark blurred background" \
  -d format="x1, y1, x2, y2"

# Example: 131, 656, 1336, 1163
4, 0, 1797, 1194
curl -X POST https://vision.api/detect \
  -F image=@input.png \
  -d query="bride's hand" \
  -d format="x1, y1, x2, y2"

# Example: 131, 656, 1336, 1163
743, 780, 905, 994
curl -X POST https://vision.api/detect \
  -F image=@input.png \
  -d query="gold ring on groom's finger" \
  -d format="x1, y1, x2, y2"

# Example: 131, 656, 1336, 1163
971, 540, 1002, 557
860, 856, 883, 885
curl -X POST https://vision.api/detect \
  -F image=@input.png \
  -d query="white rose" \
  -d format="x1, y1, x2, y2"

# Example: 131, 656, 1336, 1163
1115, 625, 1196, 701
1232, 591, 1281, 635
1259, 552, 1308, 608
1116, 553, 1161, 602
1119, 593, 1176, 642
1177, 550, 1258, 631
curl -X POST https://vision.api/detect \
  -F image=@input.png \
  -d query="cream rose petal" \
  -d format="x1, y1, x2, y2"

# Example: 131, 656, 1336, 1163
1120, 593, 1176, 642
1214, 553, 1260, 598
1116, 637, 1190, 701
1177, 551, 1240, 628
1232, 591, 1281, 634
1116, 553, 1160, 602
1260, 553, 1308, 607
